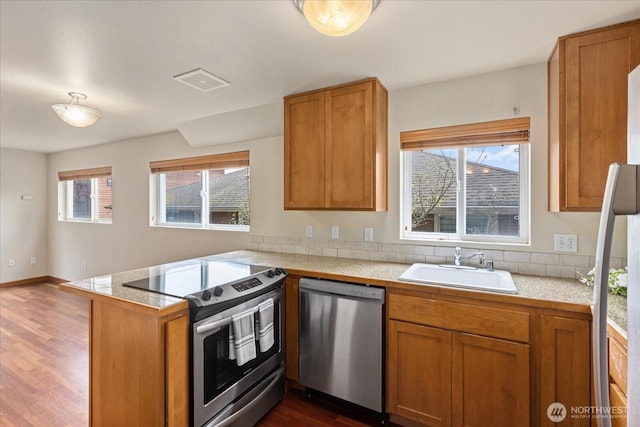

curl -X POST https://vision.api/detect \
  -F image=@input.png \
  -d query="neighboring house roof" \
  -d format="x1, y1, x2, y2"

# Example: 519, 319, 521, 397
165, 168, 249, 212
411, 151, 519, 211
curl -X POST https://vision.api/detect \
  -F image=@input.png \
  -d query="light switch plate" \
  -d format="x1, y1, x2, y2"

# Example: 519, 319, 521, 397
331, 226, 339, 239
305, 225, 313, 238
364, 228, 374, 241
554, 234, 578, 252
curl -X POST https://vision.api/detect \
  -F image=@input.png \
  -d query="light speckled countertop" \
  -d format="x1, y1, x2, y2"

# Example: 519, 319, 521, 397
61, 250, 628, 332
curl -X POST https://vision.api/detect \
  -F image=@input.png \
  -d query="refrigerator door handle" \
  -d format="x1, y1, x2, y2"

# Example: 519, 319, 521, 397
593, 163, 639, 427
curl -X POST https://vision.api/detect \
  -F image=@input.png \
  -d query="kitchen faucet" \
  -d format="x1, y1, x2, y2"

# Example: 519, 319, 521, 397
454, 247, 485, 266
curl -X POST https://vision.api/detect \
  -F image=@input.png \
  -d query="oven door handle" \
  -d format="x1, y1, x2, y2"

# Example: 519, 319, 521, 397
196, 306, 260, 335
206, 366, 284, 427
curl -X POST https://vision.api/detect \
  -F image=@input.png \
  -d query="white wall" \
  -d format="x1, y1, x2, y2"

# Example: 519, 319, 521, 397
3, 62, 626, 282
250, 63, 627, 258
0, 148, 49, 282
47, 132, 252, 281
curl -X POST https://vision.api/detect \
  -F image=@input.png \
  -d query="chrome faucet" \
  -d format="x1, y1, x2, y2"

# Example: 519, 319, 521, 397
454, 247, 485, 266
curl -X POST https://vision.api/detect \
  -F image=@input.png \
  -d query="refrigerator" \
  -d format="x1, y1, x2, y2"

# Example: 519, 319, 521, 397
592, 65, 640, 426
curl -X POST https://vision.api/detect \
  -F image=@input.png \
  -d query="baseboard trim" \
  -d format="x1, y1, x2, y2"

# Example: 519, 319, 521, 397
0, 276, 68, 288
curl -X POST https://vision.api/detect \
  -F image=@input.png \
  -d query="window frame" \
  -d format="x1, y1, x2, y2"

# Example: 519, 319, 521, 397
57, 167, 113, 224
400, 118, 530, 245
150, 151, 250, 232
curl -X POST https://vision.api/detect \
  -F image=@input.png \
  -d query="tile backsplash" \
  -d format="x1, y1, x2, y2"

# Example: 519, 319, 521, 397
248, 235, 625, 280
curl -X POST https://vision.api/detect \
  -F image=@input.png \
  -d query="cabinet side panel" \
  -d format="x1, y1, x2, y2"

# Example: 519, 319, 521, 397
548, 43, 562, 212
374, 80, 388, 211
91, 299, 163, 426
285, 277, 299, 381
325, 82, 374, 209
284, 93, 326, 209
166, 313, 189, 427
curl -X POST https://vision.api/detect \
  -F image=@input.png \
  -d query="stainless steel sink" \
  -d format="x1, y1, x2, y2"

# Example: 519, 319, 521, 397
398, 263, 518, 294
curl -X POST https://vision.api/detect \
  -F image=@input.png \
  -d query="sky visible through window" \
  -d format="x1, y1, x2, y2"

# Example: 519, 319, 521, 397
467, 145, 520, 171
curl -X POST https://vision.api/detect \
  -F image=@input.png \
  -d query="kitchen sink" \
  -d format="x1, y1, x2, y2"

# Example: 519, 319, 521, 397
398, 263, 518, 294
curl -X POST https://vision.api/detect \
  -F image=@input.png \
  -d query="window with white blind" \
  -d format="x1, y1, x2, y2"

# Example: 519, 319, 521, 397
400, 117, 530, 244
149, 151, 250, 231
58, 167, 113, 223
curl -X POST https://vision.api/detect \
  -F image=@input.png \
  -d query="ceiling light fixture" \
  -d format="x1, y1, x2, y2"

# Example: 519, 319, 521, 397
51, 92, 101, 127
293, 0, 381, 37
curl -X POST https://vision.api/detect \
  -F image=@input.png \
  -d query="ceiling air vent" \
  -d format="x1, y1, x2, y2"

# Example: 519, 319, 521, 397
173, 68, 230, 92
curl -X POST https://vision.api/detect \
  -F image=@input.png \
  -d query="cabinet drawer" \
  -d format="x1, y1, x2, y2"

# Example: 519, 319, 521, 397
388, 293, 529, 343
608, 335, 627, 395
609, 383, 627, 427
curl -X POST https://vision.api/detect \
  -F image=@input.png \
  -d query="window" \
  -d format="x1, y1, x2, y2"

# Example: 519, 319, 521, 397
150, 151, 250, 231
400, 117, 530, 244
58, 167, 112, 223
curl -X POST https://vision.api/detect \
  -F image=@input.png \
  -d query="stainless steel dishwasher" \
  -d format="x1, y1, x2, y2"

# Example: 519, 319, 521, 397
298, 278, 385, 413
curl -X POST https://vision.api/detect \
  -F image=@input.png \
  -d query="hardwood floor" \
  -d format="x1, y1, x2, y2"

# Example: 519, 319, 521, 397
0, 283, 89, 427
0, 283, 391, 427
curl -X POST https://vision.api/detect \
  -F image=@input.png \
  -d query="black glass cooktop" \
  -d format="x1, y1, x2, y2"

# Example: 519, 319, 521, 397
123, 259, 270, 298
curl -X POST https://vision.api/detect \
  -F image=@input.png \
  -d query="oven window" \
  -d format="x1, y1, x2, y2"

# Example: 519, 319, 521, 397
202, 302, 281, 404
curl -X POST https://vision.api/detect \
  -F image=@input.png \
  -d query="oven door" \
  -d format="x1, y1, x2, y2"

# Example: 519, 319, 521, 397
192, 286, 284, 427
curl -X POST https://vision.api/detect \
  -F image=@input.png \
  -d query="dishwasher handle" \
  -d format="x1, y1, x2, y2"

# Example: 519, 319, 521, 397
299, 278, 385, 302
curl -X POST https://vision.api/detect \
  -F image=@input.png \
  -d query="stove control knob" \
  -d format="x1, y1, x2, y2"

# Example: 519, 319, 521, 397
201, 289, 212, 301
213, 286, 223, 297
274, 268, 284, 276
266, 270, 275, 278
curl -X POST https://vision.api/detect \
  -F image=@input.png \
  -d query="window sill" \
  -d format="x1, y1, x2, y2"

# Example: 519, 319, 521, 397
401, 233, 530, 247
58, 219, 112, 225
151, 223, 249, 233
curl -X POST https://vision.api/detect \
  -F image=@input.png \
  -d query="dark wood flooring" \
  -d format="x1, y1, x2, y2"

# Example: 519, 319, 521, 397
0, 283, 391, 426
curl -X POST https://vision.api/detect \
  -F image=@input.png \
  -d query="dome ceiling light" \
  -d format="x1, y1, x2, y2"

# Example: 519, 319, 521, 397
292, 0, 381, 37
51, 92, 101, 127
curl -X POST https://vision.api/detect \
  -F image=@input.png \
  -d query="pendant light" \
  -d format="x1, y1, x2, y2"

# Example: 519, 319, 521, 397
293, 0, 381, 37
51, 92, 101, 127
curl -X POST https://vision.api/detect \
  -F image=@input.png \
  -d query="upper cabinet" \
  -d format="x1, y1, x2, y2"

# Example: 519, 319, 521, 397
284, 78, 388, 211
548, 20, 640, 212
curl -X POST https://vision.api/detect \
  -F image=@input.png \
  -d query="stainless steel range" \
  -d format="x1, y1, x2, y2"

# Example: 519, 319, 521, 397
124, 257, 287, 427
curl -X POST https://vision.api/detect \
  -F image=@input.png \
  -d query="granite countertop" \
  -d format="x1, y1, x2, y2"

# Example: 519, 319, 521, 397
60, 249, 627, 332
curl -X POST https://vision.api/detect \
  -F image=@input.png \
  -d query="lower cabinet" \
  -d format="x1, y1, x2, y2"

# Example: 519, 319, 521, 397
387, 321, 452, 426
388, 319, 529, 427
452, 333, 530, 426
386, 292, 531, 426
539, 315, 591, 427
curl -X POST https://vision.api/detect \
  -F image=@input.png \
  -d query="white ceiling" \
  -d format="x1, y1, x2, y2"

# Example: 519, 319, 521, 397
1, 1, 639, 154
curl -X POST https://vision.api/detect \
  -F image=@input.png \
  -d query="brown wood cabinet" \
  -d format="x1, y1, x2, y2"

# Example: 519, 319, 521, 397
607, 321, 628, 427
388, 320, 452, 426
548, 20, 640, 212
284, 276, 300, 382
539, 315, 591, 427
387, 292, 530, 427
284, 78, 388, 211
60, 285, 189, 427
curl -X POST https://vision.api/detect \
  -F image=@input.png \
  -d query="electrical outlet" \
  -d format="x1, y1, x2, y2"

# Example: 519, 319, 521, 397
364, 228, 374, 241
554, 234, 578, 252
8, 259, 15, 267
30, 256, 36, 265
305, 225, 313, 238
331, 225, 339, 239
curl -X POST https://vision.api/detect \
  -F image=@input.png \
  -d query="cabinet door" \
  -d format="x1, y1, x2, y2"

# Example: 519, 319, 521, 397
564, 22, 640, 209
539, 315, 591, 427
452, 332, 530, 427
325, 81, 374, 209
284, 91, 326, 209
387, 320, 452, 427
